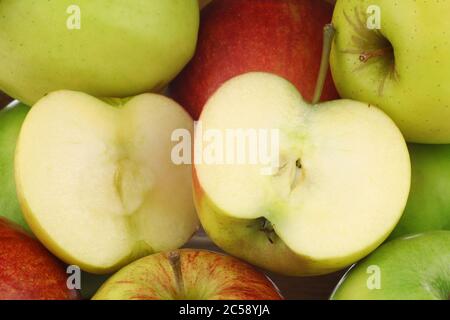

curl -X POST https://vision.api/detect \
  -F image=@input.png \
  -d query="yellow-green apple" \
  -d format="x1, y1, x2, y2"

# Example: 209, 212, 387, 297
193, 72, 410, 276
0, 217, 80, 300
391, 144, 450, 238
0, 0, 199, 106
15, 91, 199, 274
93, 249, 283, 300
330, 0, 450, 143
331, 231, 450, 300
170, 0, 339, 120
0, 101, 30, 230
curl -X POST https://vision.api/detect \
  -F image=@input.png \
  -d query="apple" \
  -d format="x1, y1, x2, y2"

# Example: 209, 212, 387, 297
15, 91, 199, 274
93, 249, 283, 300
198, 0, 213, 9
0, 101, 30, 230
331, 231, 450, 300
390, 144, 450, 239
0, 217, 79, 300
193, 71, 410, 276
0, 0, 199, 106
330, 0, 450, 143
170, 0, 339, 120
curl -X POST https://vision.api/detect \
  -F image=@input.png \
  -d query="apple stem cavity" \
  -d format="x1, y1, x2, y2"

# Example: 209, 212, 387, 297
168, 251, 185, 299
312, 24, 336, 105
359, 47, 393, 63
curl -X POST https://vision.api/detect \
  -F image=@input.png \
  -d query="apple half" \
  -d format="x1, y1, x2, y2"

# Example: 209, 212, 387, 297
15, 91, 199, 274
194, 72, 411, 276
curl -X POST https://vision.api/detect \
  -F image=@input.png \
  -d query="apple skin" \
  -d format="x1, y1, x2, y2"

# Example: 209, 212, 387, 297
0, 0, 199, 106
93, 249, 283, 300
193, 170, 386, 277
330, 0, 450, 143
331, 231, 450, 300
170, 0, 339, 120
390, 144, 450, 239
0, 218, 80, 300
0, 101, 30, 231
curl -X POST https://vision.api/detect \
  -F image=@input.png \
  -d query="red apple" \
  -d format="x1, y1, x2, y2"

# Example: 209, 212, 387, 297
0, 218, 79, 300
171, 0, 339, 119
93, 249, 283, 300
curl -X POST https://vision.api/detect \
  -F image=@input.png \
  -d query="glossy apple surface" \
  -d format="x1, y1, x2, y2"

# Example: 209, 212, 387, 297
93, 249, 283, 300
0, 101, 30, 230
171, 0, 339, 119
0, 0, 199, 105
391, 144, 450, 238
331, 0, 450, 143
194, 72, 410, 276
0, 218, 79, 300
331, 231, 450, 300
15, 91, 199, 274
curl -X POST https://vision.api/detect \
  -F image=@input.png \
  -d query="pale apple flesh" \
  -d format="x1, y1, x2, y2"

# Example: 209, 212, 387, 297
15, 91, 199, 274
331, 231, 450, 300
331, 0, 450, 143
194, 72, 410, 275
93, 249, 283, 300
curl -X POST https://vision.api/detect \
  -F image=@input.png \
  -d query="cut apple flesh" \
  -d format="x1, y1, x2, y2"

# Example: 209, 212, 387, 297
15, 91, 198, 273
195, 72, 410, 269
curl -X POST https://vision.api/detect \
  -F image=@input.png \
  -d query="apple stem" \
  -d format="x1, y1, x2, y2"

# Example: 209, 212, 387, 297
312, 24, 336, 105
168, 251, 185, 299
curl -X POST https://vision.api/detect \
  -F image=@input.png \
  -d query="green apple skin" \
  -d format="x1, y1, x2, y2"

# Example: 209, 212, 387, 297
391, 144, 450, 239
331, 0, 450, 143
0, 0, 199, 105
0, 101, 30, 231
193, 171, 398, 277
331, 231, 450, 300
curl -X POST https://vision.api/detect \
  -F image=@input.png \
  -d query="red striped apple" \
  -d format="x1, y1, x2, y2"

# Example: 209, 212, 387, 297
0, 217, 79, 300
93, 249, 283, 300
171, 0, 339, 120
193, 72, 410, 276
15, 91, 199, 274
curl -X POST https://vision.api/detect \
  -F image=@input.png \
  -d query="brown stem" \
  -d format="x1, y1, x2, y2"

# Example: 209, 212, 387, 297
168, 251, 185, 299
312, 24, 336, 105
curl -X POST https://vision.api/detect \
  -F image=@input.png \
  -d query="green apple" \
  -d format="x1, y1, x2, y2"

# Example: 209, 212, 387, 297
193, 72, 410, 276
0, 0, 199, 105
93, 249, 283, 300
391, 144, 450, 239
0, 101, 30, 230
330, 0, 450, 143
15, 91, 199, 274
331, 231, 450, 300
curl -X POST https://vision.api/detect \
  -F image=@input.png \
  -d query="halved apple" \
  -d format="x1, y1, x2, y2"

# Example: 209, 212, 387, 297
194, 72, 411, 276
15, 91, 199, 274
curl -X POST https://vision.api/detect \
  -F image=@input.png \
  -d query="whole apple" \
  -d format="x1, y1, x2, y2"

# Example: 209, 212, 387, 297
93, 249, 283, 300
0, 101, 30, 231
194, 72, 410, 276
330, 0, 450, 143
170, 0, 339, 119
0, 218, 79, 300
391, 144, 450, 238
331, 231, 450, 300
0, 0, 199, 106
15, 91, 199, 274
